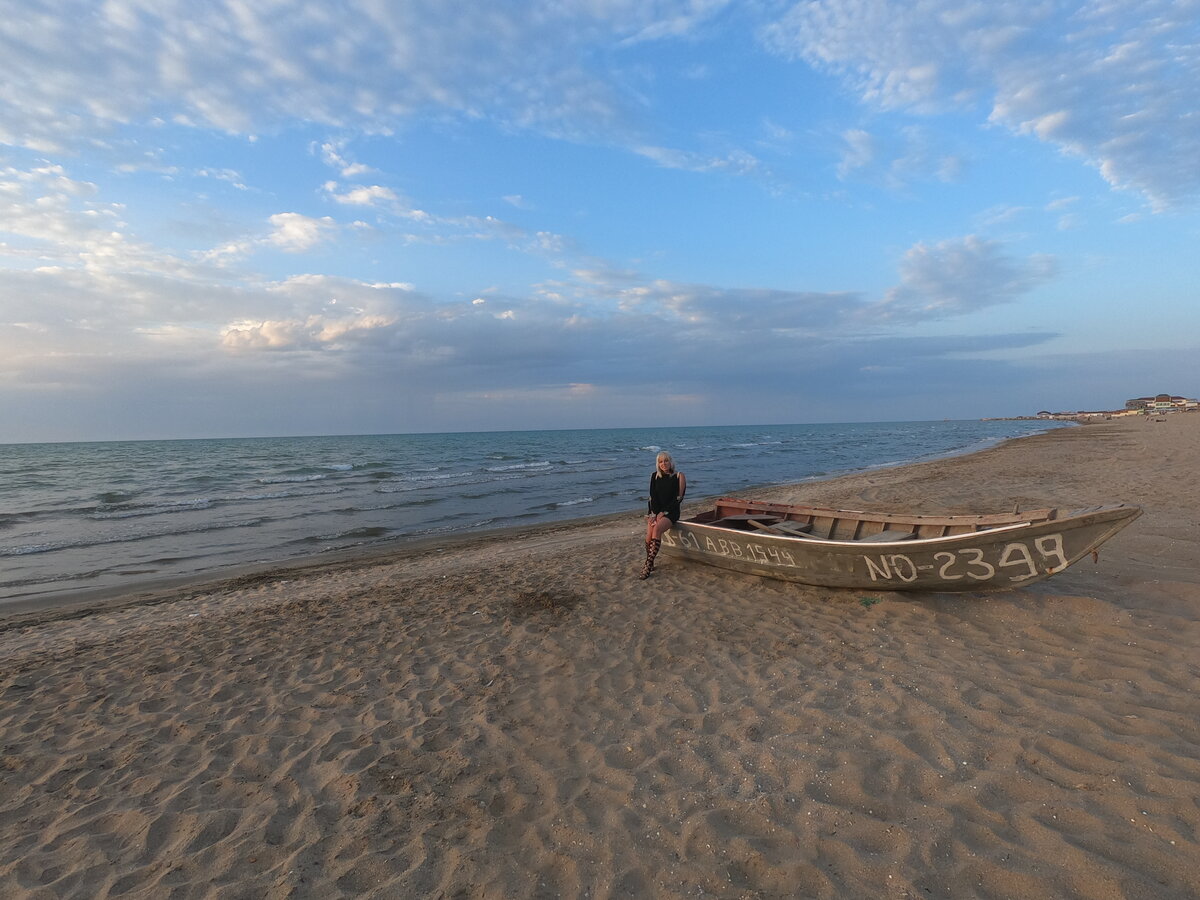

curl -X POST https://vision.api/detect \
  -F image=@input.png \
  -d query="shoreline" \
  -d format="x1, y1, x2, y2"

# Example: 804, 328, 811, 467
0, 420, 1070, 628
0, 419, 1070, 622
2, 415, 1198, 898
1, 421, 1073, 629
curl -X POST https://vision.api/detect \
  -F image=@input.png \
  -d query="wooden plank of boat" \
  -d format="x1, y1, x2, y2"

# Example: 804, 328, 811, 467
659, 497, 1141, 592
714, 513, 781, 527
749, 519, 816, 537
855, 529, 917, 542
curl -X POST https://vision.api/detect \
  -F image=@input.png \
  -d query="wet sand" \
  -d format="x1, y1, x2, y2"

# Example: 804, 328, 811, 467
1, 415, 1197, 898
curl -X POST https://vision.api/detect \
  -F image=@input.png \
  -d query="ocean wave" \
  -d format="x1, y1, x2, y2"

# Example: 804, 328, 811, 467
86, 485, 349, 519
0, 512, 33, 530
484, 461, 552, 472
289, 525, 393, 546
374, 472, 503, 493
241, 487, 346, 501
0, 517, 270, 557
95, 490, 142, 505
460, 487, 523, 500
529, 496, 598, 512
0, 569, 106, 591
407, 515, 523, 536
90, 498, 213, 519
324, 496, 443, 515
257, 474, 328, 484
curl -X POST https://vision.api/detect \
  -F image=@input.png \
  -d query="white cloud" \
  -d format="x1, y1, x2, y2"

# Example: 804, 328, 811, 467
635, 145, 762, 176
3, 2, 1190, 441
320, 180, 449, 224
976, 205, 1028, 227
8, 1, 1185, 210
541, 235, 1055, 345
0, 1, 730, 152
837, 129, 876, 178
836, 125, 964, 188
318, 140, 374, 178
874, 235, 1058, 321
0, 162, 228, 279
1045, 196, 1079, 212
221, 313, 397, 351
610, 279, 857, 331
764, 0, 1200, 208
196, 168, 248, 189
5, 229, 1048, 384
0, 213, 1071, 438
164, 221, 305, 269
327, 184, 399, 207
266, 212, 335, 252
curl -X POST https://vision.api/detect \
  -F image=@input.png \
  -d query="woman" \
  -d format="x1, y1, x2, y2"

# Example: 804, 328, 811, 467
640, 451, 686, 579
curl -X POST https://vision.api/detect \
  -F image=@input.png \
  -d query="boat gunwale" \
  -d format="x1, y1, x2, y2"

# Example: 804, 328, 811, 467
705, 496, 1060, 529
677, 516, 1042, 548
679, 501, 1140, 549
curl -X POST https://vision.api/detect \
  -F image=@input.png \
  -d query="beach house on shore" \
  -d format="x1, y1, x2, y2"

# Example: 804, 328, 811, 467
1030, 392, 1198, 421
1124, 393, 1199, 414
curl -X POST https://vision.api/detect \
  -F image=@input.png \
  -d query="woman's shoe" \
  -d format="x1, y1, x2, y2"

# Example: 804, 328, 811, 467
639, 538, 660, 580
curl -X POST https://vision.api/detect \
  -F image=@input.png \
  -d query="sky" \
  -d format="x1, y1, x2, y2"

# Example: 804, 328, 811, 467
1, 0, 1198, 443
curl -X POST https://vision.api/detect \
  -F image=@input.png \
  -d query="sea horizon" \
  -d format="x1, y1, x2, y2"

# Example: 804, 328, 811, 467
0, 414, 1056, 448
1, 418, 1072, 605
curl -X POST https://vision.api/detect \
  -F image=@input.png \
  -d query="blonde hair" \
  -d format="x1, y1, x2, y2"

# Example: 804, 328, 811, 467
654, 451, 675, 475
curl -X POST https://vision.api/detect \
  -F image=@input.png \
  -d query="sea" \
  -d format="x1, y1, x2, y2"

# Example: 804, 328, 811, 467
0, 419, 1070, 605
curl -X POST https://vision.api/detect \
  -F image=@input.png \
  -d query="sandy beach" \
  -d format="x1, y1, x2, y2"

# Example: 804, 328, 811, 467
2, 416, 1198, 899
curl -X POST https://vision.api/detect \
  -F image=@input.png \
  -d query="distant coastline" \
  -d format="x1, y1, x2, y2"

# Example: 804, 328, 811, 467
993, 390, 1200, 422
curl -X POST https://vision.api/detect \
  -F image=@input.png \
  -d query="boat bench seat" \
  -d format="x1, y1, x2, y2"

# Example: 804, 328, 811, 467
856, 529, 916, 542
764, 520, 814, 536
745, 518, 915, 542
713, 514, 780, 528
748, 519, 833, 539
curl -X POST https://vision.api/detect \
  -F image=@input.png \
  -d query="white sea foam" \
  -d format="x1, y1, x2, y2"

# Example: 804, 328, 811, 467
484, 461, 551, 472
242, 487, 345, 501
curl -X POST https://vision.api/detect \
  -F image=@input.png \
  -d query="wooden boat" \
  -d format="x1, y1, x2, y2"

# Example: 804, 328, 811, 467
658, 497, 1141, 592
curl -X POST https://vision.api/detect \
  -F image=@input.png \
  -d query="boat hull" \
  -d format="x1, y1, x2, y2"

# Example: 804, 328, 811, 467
659, 503, 1141, 592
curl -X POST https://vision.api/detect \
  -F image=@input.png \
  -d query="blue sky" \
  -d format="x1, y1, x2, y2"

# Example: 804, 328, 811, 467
1, 0, 1197, 442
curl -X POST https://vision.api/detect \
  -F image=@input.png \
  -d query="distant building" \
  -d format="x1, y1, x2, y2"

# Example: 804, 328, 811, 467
1125, 393, 1199, 413
1029, 392, 1197, 420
